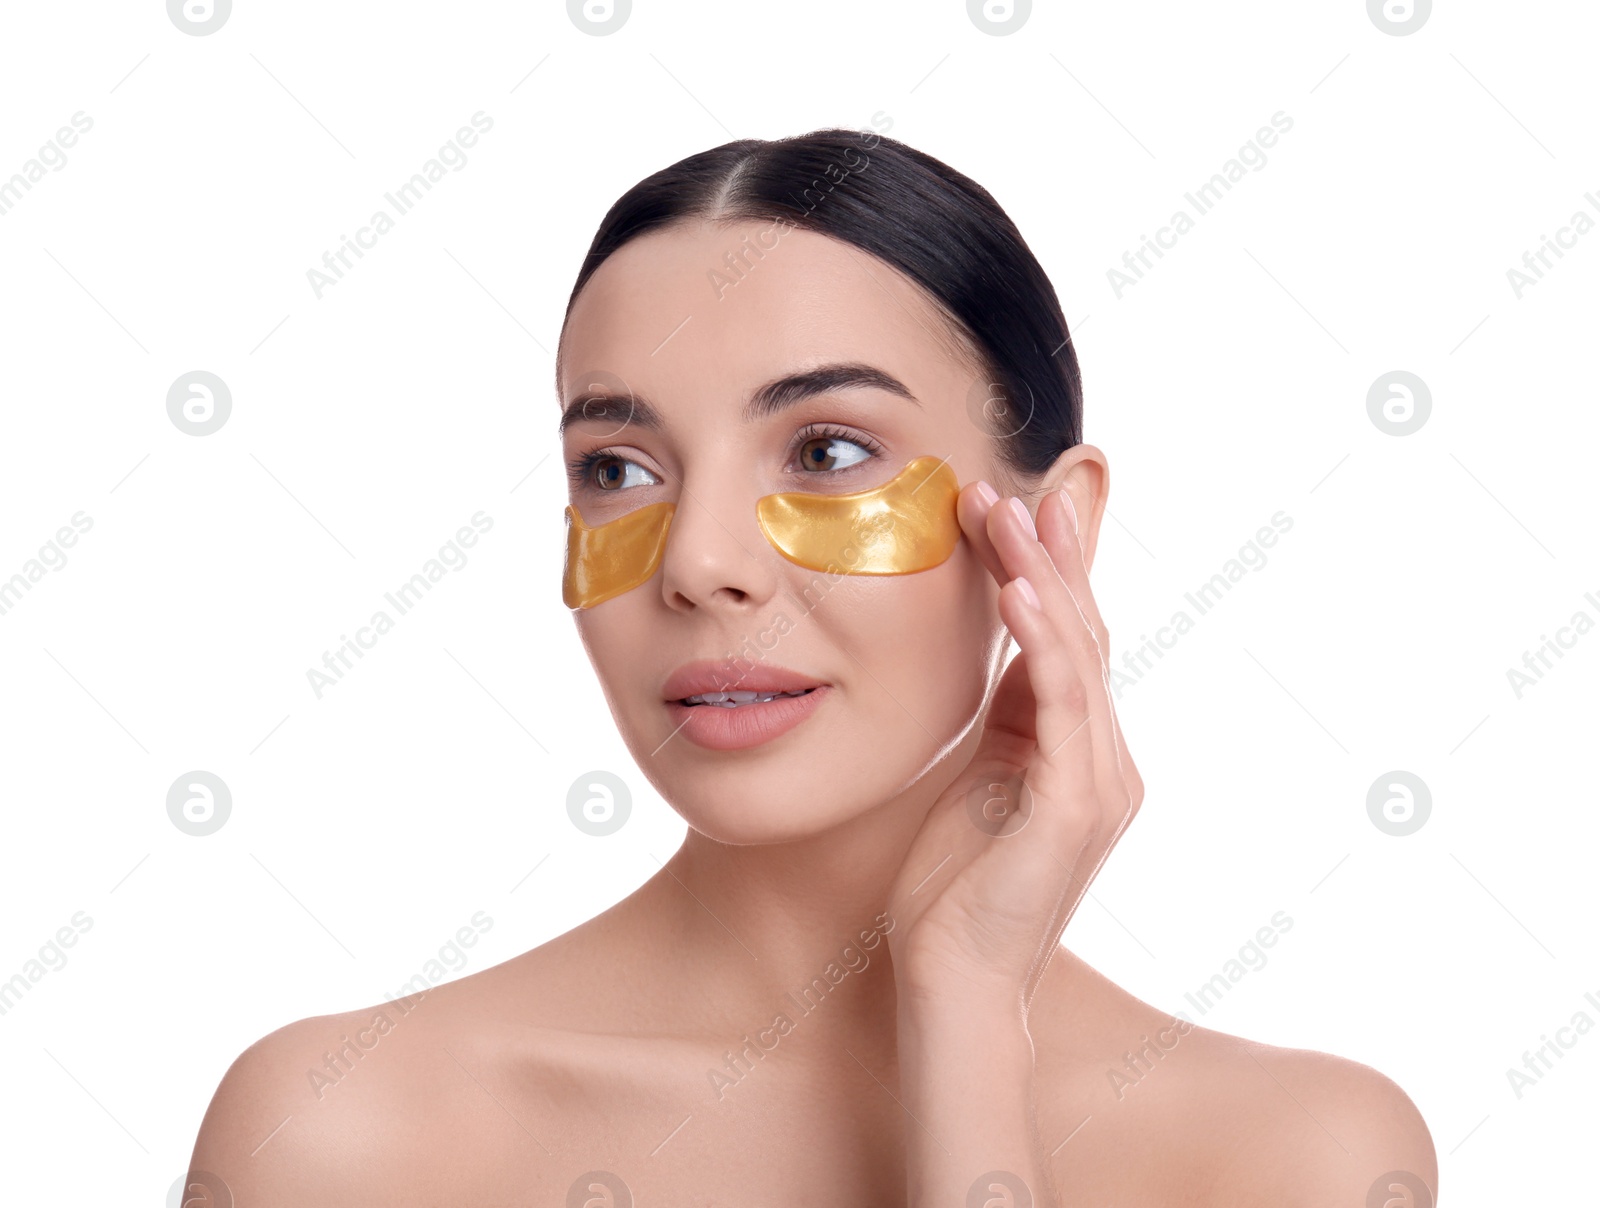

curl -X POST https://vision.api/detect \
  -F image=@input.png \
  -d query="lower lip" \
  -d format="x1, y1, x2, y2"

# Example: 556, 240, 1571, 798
664, 686, 829, 751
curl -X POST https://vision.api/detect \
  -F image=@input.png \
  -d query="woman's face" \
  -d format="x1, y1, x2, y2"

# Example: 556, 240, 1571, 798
558, 218, 1014, 844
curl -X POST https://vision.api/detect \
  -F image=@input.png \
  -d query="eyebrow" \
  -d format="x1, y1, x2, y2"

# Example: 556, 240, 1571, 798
556, 361, 920, 438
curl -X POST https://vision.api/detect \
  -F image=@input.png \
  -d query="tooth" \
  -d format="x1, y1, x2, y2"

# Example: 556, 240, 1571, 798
681, 686, 813, 706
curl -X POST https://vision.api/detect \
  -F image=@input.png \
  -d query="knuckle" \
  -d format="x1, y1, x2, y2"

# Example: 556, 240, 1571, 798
1057, 793, 1098, 834
1101, 785, 1133, 822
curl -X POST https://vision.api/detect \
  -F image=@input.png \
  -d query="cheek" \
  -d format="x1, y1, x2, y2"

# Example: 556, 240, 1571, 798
574, 607, 650, 719
907, 560, 1000, 709
815, 552, 999, 735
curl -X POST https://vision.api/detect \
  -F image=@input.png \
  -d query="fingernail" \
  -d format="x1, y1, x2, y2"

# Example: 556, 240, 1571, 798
1007, 496, 1035, 538
1058, 487, 1078, 534
974, 480, 999, 507
1015, 575, 1041, 611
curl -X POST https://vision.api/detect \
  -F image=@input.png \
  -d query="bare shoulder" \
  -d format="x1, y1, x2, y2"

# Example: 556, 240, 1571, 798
1167, 1024, 1437, 1205
187, 997, 441, 1206
1032, 956, 1438, 1206
187, 966, 568, 1207
186, 927, 679, 1206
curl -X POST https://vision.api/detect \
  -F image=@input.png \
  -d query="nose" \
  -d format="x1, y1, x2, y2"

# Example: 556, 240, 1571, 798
657, 474, 780, 614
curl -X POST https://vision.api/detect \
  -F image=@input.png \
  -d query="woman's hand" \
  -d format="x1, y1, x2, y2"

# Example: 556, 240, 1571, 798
886, 479, 1144, 1018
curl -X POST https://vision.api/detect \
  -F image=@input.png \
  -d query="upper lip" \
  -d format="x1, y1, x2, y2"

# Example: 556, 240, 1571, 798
662, 658, 825, 702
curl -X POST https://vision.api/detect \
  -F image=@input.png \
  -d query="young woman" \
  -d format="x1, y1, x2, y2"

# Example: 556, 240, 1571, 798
190, 128, 1436, 1206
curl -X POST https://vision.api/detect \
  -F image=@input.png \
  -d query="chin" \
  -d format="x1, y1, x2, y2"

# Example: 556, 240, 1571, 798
673, 789, 874, 846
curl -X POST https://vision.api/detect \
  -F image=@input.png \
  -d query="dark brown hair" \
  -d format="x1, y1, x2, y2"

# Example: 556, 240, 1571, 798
560, 127, 1082, 482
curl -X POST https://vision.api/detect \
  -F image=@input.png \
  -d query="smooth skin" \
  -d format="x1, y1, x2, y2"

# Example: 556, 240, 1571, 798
189, 219, 1436, 1205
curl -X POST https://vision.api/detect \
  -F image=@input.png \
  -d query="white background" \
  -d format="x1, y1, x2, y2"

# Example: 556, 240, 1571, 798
1, 0, 1594, 1201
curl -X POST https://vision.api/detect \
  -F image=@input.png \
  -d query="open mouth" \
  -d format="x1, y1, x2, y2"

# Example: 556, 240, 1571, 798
677, 687, 818, 708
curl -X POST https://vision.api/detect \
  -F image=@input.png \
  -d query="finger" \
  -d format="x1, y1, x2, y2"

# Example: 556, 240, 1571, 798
1034, 483, 1141, 800
1035, 484, 1146, 832
968, 485, 1137, 832
976, 485, 1132, 805
957, 480, 1009, 586
987, 496, 1135, 845
1035, 485, 1109, 654
991, 568, 1101, 865
961, 494, 1144, 985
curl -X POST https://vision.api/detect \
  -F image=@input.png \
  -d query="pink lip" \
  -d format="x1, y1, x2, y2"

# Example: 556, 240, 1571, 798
664, 684, 830, 751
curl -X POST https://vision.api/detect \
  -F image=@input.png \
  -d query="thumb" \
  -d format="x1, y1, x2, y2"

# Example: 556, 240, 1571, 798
971, 650, 1040, 763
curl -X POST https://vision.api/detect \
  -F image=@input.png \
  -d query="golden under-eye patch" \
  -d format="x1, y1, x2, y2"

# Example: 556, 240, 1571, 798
756, 454, 961, 575
562, 500, 676, 610
562, 454, 962, 610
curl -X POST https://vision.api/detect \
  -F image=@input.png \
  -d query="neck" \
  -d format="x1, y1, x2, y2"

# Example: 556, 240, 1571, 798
630, 716, 987, 1049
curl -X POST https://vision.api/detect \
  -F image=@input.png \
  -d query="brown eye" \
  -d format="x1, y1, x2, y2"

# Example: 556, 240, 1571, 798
579, 453, 658, 492
798, 435, 872, 473
592, 456, 626, 490
568, 447, 661, 494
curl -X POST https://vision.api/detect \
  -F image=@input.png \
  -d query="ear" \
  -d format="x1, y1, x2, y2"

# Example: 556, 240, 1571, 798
1038, 444, 1109, 572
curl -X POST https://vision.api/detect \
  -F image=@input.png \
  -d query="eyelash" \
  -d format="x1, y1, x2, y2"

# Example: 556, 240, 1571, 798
565, 423, 886, 491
